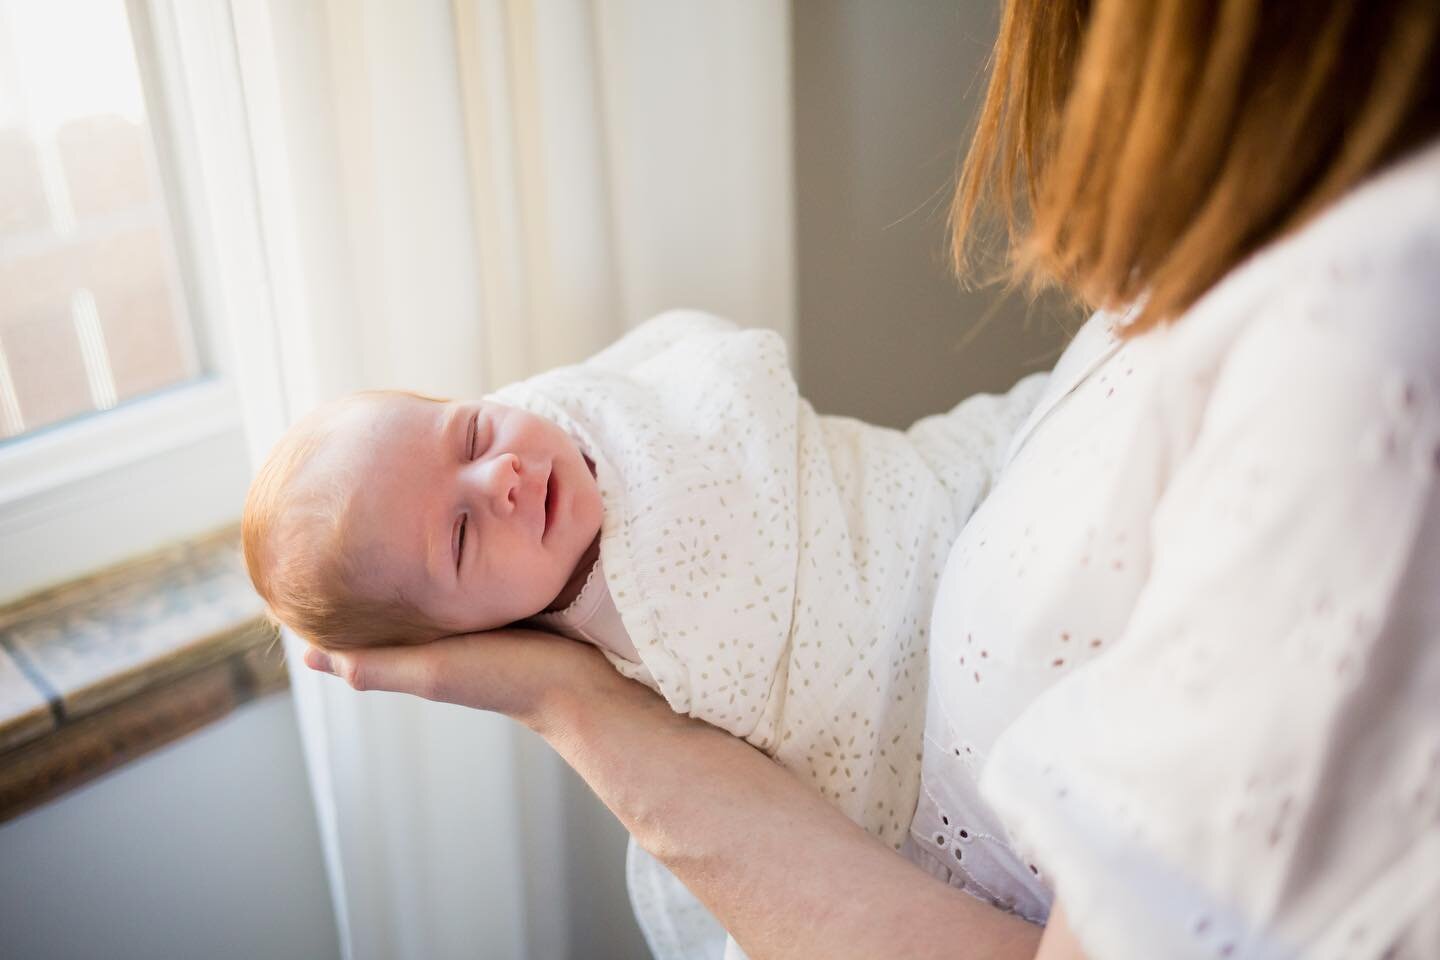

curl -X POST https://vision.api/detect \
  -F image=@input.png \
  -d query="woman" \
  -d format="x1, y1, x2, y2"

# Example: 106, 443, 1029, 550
304, 1, 1440, 957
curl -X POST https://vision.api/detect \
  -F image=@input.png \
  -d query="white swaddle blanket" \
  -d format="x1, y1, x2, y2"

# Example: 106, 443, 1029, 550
493, 311, 1046, 956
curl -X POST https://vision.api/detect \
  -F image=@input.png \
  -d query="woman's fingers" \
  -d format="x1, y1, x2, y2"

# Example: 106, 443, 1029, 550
304, 641, 451, 700
301, 646, 335, 675
301, 628, 614, 723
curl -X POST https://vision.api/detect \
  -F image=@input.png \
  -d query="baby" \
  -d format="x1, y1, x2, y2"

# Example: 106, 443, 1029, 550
243, 386, 636, 659
244, 310, 1044, 850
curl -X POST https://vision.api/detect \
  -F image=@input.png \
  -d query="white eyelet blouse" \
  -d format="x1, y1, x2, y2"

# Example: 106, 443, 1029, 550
911, 138, 1440, 959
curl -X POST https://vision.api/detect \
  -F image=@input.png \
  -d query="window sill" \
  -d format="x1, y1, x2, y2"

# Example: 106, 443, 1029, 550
0, 527, 284, 823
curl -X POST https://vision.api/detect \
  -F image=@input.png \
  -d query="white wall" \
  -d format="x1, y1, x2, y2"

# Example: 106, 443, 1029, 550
0, 695, 339, 960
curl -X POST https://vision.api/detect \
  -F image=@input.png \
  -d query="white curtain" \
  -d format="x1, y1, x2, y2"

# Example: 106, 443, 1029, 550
220, 1, 793, 957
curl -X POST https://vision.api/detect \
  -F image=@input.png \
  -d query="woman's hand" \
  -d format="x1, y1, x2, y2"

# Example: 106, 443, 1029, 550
302, 627, 641, 734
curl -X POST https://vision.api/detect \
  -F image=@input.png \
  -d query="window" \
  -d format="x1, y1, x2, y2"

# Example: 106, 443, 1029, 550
0, 0, 202, 437
0, 0, 254, 602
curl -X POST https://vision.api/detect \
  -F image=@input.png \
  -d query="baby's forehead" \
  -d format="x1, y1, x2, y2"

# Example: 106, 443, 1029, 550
289, 395, 423, 488
336, 391, 434, 427
322, 392, 451, 450
310, 407, 431, 550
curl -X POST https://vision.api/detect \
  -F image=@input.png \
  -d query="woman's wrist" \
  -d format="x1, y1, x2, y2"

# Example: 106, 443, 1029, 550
523, 642, 652, 735
537, 666, 1046, 959
530, 659, 724, 848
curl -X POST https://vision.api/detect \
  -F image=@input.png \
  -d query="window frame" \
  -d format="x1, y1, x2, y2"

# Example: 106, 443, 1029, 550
0, 0, 271, 603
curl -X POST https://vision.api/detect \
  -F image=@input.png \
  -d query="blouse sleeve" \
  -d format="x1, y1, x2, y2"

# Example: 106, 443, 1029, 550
980, 272, 1440, 960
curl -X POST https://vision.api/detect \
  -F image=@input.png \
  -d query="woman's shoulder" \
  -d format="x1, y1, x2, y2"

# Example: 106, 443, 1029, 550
1232, 138, 1440, 369
1160, 138, 1440, 434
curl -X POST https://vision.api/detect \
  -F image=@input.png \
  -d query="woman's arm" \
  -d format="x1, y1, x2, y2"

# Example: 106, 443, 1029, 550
306, 632, 1085, 959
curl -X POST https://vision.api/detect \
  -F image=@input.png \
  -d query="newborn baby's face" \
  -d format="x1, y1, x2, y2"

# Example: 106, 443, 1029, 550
336, 395, 602, 633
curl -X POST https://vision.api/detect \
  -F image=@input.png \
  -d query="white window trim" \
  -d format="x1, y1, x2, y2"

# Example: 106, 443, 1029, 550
0, 381, 240, 507
0, 0, 273, 603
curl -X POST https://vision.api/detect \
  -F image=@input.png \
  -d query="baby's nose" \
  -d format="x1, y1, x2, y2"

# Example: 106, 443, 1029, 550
476, 453, 521, 513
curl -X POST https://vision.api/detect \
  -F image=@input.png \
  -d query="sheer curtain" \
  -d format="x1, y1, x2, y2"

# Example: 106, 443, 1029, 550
222, 1, 793, 957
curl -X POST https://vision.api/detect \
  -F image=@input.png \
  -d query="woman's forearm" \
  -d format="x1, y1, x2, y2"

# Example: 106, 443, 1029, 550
537, 674, 1044, 960
309, 633, 1060, 958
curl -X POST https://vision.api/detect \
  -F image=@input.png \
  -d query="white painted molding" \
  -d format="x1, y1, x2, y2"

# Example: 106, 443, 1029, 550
0, 0, 268, 601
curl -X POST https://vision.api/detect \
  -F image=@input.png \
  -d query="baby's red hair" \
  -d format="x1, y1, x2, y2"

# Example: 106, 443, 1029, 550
241, 391, 448, 650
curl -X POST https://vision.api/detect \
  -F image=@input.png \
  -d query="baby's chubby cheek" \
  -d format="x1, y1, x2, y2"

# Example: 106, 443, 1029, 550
578, 470, 605, 541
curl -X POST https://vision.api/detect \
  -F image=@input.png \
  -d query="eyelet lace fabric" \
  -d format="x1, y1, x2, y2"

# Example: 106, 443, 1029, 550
491, 310, 1046, 960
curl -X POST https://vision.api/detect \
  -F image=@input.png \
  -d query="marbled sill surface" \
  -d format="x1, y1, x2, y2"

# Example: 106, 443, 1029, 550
0, 528, 284, 821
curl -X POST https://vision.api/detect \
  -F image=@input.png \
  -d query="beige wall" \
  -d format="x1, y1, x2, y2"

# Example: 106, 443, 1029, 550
793, 1, 1073, 428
